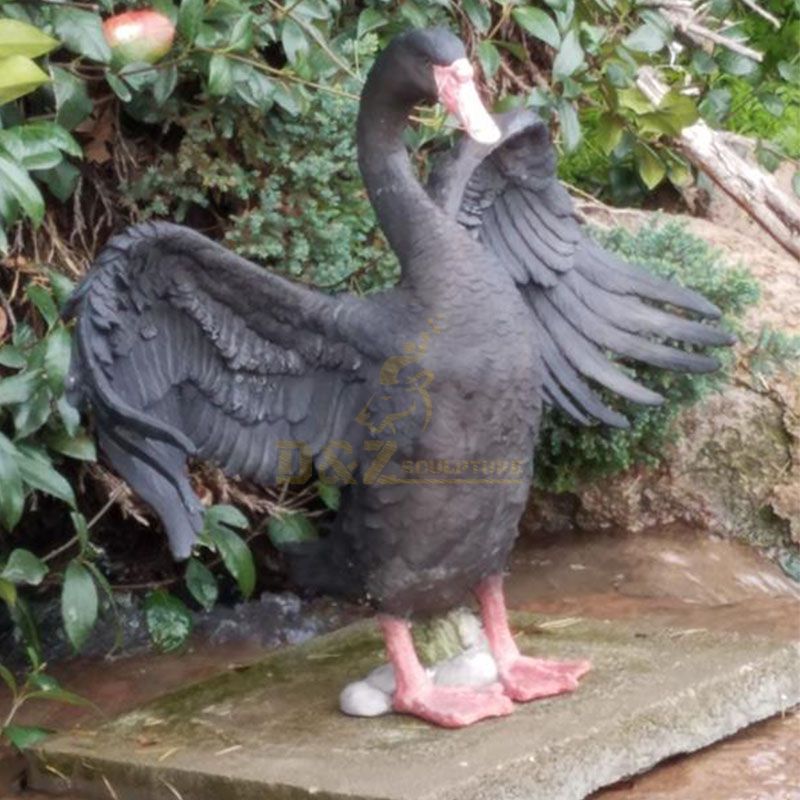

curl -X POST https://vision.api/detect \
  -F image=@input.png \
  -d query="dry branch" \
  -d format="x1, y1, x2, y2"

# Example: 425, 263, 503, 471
642, 0, 765, 61
637, 68, 800, 262
736, 0, 781, 29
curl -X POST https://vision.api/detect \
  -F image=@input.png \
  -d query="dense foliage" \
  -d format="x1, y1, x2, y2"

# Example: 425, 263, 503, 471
130, 91, 399, 291
0, 0, 798, 247
1, 0, 798, 747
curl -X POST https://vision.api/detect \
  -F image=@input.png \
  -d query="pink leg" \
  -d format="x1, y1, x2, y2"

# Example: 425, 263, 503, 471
475, 574, 591, 702
379, 615, 513, 728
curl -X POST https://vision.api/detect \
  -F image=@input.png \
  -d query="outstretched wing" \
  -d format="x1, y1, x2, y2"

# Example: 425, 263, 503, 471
65, 222, 376, 557
428, 110, 734, 429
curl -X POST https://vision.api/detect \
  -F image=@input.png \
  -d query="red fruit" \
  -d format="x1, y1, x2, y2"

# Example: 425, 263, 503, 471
103, 10, 175, 66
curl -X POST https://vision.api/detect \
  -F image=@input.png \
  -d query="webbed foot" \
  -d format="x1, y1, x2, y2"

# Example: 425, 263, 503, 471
498, 656, 591, 702
393, 681, 513, 728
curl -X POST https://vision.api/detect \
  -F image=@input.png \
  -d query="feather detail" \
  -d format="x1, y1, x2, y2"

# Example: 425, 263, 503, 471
64, 221, 376, 557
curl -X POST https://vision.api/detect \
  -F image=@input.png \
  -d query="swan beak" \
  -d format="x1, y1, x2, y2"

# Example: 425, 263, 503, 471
434, 59, 501, 145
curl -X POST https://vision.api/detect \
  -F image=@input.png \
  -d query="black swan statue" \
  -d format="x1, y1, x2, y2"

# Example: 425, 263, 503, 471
65, 28, 734, 727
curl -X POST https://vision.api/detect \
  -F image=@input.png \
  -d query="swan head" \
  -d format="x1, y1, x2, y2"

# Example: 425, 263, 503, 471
383, 28, 501, 146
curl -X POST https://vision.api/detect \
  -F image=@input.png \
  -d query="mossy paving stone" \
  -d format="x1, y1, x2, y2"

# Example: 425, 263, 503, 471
27, 614, 800, 800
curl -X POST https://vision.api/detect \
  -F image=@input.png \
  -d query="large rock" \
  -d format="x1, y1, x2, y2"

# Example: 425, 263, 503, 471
26, 614, 800, 800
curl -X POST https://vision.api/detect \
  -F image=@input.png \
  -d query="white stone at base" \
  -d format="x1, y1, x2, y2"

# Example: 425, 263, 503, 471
339, 646, 499, 717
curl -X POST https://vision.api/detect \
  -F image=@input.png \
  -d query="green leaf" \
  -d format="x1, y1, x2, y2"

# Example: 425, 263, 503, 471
617, 87, 653, 115
71, 511, 89, 553
549, 0, 575, 30
635, 143, 666, 189
552, 29, 584, 81
61, 560, 98, 651
209, 527, 255, 597
26, 686, 90, 707
717, 49, 759, 79
691, 50, 717, 76
15, 444, 76, 506
755, 141, 781, 173
659, 91, 699, 130
273, 82, 301, 115
0, 434, 24, 530
151, 64, 178, 105
178, 0, 205, 41
13, 387, 51, 439
0, 370, 40, 405
227, 12, 253, 52
623, 23, 666, 53
203, 504, 253, 597
26, 285, 58, 328
57, 395, 81, 437
357, 8, 387, 39
50, 271, 76, 307
556, 98, 581, 153
145, 590, 192, 652
494, 40, 526, 62
699, 87, 731, 124
13, 324, 36, 350
512, 7, 561, 49
44, 430, 95, 461
0, 578, 17, 607
0, 155, 44, 226
0, 176, 19, 227
477, 41, 500, 80
0, 122, 81, 172
597, 113, 624, 155
0, 662, 17, 694
0, 55, 50, 104
579, 21, 606, 55
1, 548, 47, 586
52, 67, 93, 131
666, 157, 692, 188
778, 549, 800, 582
120, 63, 161, 94
3, 724, 49, 750
52, 8, 111, 63
605, 60, 633, 88
231, 62, 274, 111
316, 481, 340, 511
463, 0, 492, 34
0, 19, 59, 58
288, 1, 330, 22
777, 61, 800, 84
105, 73, 132, 102
208, 53, 233, 96
267, 512, 317, 547
759, 93, 784, 117
9, 595, 41, 661
185, 557, 217, 611
493, 94, 526, 114
205, 504, 248, 530
36, 161, 80, 204
281, 19, 308, 65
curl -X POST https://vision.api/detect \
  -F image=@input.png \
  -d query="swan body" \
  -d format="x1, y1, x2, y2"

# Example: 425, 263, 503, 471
65, 28, 733, 726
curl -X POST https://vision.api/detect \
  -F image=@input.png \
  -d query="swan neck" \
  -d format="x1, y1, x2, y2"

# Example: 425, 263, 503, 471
356, 71, 443, 275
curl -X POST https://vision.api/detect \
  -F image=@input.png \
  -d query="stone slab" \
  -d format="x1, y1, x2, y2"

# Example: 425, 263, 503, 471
27, 614, 800, 800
